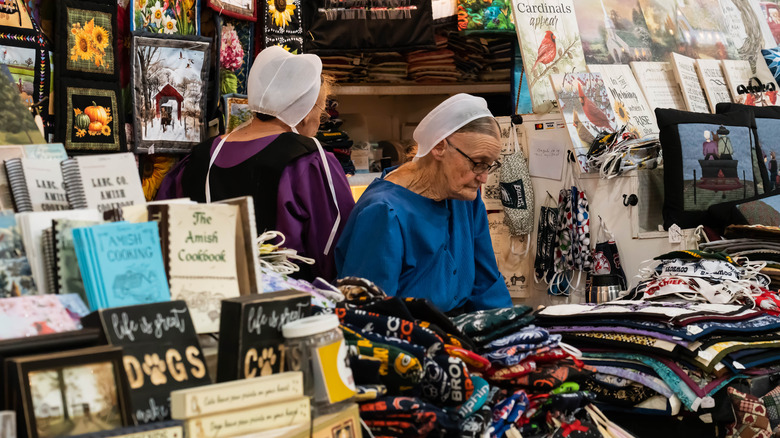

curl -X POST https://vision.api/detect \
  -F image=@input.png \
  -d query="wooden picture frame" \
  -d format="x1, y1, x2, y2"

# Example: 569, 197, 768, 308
131, 33, 211, 154
8, 345, 131, 438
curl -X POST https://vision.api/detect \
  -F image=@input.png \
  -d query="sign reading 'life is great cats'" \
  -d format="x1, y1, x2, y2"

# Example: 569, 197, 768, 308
84, 300, 211, 424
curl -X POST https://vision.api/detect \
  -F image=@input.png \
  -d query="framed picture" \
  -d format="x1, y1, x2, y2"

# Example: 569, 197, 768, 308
131, 33, 211, 153
8, 345, 130, 438
0, 0, 38, 31
208, 0, 257, 21
130, 0, 200, 36
223, 94, 251, 134
218, 15, 254, 96
57, 78, 124, 152
55, 0, 119, 81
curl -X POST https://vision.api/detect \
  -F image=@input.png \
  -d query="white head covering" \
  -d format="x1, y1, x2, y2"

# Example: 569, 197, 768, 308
413, 93, 494, 157
247, 46, 323, 129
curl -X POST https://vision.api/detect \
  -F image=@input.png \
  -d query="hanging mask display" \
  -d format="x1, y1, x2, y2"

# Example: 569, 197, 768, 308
590, 217, 627, 290
534, 193, 558, 282
500, 123, 535, 238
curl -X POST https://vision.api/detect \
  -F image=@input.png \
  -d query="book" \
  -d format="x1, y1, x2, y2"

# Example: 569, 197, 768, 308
630, 61, 685, 111
722, 59, 780, 106
0, 294, 80, 340
0, 144, 67, 211
72, 221, 170, 310
512, 0, 587, 112
41, 227, 56, 295
696, 59, 734, 113
670, 53, 710, 113
587, 64, 658, 137
61, 153, 145, 213
0, 211, 37, 297
216, 196, 262, 295
4, 158, 69, 213
16, 209, 103, 294
148, 203, 242, 333
550, 72, 617, 173
83, 302, 211, 424
53, 219, 102, 299
170, 371, 304, 419
182, 397, 311, 438
217, 291, 312, 382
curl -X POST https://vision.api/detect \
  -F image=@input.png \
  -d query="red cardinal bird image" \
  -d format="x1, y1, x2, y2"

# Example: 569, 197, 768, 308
532, 31, 557, 72
577, 82, 612, 131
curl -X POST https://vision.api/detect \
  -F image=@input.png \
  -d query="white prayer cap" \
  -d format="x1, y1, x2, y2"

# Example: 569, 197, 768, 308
413, 93, 494, 157
247, 46, 323, 128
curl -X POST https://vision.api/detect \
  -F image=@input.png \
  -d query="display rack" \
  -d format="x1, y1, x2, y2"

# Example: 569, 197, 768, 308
334, 82, 511, 96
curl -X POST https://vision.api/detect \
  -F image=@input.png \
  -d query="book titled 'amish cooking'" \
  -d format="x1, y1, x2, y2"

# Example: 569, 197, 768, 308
73, 221, 170, 310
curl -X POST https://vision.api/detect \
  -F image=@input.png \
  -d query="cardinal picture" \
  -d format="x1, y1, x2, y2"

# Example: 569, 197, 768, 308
577, 82, 612, 131
532, 31, 557, 72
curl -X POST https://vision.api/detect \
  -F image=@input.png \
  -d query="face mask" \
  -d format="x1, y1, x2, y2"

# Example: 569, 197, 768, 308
590, 218, 627, 290
534, 203, 558, 281
500, 123, 535, 238
657, 259, 742, 283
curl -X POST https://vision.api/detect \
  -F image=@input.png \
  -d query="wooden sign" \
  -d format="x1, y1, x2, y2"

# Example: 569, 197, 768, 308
83, 301, 211, 424
217, 290, 311, 382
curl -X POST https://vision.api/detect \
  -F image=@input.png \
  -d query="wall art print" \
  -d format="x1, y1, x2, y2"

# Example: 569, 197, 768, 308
265, 0, 303, 53
223, 94, 251, 134
510, 0, 588, 112
551, 72, 617, 173
0, 68, 44, 144
588, 64, 658, 137
218, 16, 253, 96
56, 0, 119, 81
573, 0, 653, 64
678, 123, 756, 210
131, 0, 200, 35
208, 0, 257, 21
0, 0, 36, 31
60, 81, 123, 152
132, 34, 211, 153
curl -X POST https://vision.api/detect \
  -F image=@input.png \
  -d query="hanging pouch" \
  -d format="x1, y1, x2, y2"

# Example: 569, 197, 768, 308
500, 123, 535, 238
590, 216, 627, 290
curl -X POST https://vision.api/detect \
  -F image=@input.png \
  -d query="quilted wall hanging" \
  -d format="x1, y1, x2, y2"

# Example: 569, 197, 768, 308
57, 78, 124, 152
218, 15, 253, 96
264, 0, 302, 53
131, 33, 211, 153
222, 93, 250, 133
130, 0, 200, 35
0, 70, 44, 144
55, 0, 119, 81
208, 0, 257, 21
0, 0, 37, 31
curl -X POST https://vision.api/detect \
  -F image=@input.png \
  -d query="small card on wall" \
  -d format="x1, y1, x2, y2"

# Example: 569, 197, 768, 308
83, 301, 211, 424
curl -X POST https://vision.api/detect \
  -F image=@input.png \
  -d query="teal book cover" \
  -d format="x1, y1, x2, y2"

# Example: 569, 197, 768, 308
78, 221, 170, 309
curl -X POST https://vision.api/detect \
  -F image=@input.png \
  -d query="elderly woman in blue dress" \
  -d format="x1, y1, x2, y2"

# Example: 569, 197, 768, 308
335, 94, 512, 314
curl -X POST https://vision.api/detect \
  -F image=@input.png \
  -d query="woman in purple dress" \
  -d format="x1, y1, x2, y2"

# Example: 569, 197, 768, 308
157, 47, 355, 281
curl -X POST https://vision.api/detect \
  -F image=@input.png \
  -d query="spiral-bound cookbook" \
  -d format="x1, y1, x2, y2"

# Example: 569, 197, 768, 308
4, 158, 69, 212
61, 153, 145, 212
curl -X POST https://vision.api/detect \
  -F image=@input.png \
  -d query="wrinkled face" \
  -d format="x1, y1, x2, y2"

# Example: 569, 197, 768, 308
439, 132, 501, 201
296, 83, 328, 137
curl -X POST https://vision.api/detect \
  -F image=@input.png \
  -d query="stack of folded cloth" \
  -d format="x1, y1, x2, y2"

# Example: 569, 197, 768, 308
321, 54, 368, 82
366, 52, 408, 82
316, 100, 355, 175
478, 38, 513, 82
536, 295, 780, 435
406, 34, 460, 83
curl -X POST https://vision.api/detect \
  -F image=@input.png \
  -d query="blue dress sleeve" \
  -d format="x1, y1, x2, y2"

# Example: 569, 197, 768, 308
469, 197, 512, 310
335, 202, 404, 296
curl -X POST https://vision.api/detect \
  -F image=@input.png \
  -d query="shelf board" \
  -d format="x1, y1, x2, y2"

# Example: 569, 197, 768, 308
334, 82, 510, 96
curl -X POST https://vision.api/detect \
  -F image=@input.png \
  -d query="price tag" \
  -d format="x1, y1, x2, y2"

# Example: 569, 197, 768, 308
668, 224, 683, 244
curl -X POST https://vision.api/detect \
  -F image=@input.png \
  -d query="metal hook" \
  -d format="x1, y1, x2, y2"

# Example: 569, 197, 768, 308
622, 194, 638, 207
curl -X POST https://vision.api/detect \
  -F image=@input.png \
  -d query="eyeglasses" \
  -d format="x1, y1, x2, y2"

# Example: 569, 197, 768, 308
448, 141, 501, 175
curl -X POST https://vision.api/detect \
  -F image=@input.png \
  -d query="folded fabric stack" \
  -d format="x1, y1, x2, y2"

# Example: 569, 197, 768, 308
321, 54, 368, 83
536, 300, 780, 436
366, 52, 408, 83
447, 31, 512, 82
406, 34, 460, 83
701, 225, 780, 290
477, 39, 512, 82
317, 100, 355, 175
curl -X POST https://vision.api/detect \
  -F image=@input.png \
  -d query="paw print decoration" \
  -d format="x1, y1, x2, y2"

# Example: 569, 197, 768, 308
142, 353, 168, 386
258, 348, 277, 376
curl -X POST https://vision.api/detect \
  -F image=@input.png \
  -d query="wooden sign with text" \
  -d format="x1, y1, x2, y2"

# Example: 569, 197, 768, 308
84, 301, 211, 424
217, 290, 311, 382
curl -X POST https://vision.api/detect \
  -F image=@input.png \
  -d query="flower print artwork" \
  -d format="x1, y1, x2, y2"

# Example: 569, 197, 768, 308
132, 0, 199, 35
267, 0, 296, 28
220, 21, 248, 95
66, 8, 115, 75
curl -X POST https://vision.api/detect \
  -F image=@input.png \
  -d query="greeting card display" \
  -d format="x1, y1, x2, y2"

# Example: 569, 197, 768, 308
131, 34, 211, 153
83, 301, 211, 424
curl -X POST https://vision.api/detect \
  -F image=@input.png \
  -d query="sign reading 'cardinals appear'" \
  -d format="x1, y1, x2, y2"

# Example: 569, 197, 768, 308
510, 0, 587, 113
